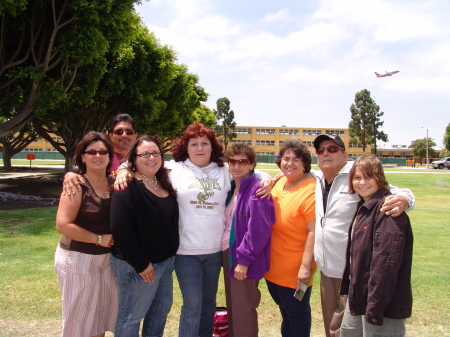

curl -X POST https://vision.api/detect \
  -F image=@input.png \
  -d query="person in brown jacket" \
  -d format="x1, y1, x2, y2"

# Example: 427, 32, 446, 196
340, 154, 413, 337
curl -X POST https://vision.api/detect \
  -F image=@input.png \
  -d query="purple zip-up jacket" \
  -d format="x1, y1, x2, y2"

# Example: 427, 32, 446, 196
227, 174, 275, 280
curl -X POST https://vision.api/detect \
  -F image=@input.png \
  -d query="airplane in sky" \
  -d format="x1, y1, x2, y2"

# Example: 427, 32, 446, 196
375, 70, 400, 78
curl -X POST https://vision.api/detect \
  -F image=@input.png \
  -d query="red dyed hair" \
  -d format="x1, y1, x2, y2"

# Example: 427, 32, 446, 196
171, 121, 224, 167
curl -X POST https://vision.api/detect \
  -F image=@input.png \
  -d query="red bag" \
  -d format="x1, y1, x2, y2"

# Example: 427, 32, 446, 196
213, 307, 228, 337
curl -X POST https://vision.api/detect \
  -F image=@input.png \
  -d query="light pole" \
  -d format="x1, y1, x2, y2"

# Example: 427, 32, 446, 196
421, 126, 429, 169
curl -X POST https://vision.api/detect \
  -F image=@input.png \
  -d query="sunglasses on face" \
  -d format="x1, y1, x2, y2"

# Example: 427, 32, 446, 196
316, 145, 343, 155
228, 158, 250, 166
136, 151, 161, 158
84, 150, 109, 156
112, 128, 135, 136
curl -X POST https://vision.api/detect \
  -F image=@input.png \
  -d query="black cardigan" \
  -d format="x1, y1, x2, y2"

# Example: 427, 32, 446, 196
111, 179, 179, 273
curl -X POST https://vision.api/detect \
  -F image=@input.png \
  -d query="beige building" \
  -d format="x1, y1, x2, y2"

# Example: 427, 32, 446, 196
20, 127, 412, 159
232, 126, 369, 158
25, 136, 63, 152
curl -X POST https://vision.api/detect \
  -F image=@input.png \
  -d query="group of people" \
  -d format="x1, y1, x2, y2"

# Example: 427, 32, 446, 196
54, 113, 415, 337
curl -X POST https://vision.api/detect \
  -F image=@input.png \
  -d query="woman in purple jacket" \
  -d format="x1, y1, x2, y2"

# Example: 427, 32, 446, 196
221, 143, 276, 337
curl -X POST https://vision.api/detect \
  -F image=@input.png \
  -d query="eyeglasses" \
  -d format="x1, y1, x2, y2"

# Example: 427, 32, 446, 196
112, 128, 135, 136
136, 151, 161, 158
84, 150, 109, 156
316, 145, 343, 155
281, 157, 302, 164
228, 158, 250, 166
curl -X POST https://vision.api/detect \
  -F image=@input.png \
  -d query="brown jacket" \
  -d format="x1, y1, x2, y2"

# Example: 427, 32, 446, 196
340, 189, 413, 326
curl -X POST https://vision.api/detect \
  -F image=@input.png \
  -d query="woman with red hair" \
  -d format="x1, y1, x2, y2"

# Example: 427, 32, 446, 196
168, 121, 231, 337
114, 121, 271, 337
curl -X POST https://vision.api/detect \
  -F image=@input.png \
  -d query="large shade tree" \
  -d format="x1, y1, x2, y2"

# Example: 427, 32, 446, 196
0, 0, 140, 138
32, 25, 211, 170
409, 138, 437, 162
0, 121, 37, 170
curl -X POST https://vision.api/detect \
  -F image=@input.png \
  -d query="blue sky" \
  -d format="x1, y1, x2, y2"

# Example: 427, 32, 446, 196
135, 0, 450, 149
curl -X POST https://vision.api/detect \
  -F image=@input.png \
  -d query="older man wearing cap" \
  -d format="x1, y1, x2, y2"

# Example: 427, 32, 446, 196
312, 135, 415, 337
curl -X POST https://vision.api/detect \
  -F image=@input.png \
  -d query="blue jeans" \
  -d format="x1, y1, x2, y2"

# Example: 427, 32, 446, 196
266, 279, 312, 337
175, 252, 222, 337
111, 255, 175, 337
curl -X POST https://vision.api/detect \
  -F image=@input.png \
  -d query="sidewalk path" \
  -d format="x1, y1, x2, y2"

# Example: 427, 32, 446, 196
0, 166, 64, 180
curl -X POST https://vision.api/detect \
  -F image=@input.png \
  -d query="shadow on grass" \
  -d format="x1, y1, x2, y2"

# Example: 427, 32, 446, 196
0, 207, 57, 237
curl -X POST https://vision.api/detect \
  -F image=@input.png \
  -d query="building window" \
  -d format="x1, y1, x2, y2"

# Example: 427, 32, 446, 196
279, 129, 299, 135
256, 128, 275, 135
302, 129, 322, 136
349, 143, 363, 148
325, 130, 345, 136
234, 128, 252, 134
232, 140, 252, 145
303, 141, 314, 147
257, 152, 275, 155
256, 140, 275, 146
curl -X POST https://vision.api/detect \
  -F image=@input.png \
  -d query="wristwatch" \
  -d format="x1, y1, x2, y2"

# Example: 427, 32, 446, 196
96, 234, 102, 246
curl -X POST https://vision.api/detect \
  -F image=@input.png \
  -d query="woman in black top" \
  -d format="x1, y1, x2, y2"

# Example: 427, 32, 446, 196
110, 135, 179, 337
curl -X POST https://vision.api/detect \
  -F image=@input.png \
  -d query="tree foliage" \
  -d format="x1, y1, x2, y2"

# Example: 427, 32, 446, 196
443, 123, 450, 151
409, 138, 437, 160
1, 1, 211, 170
349, 89, 388, 154
30, 23, 210, 170
214, 97, 236, 151
0, 0, 140, 138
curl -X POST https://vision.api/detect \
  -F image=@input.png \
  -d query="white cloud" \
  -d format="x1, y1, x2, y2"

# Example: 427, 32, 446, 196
259, 8, 293, 24
137, 0, 450, 146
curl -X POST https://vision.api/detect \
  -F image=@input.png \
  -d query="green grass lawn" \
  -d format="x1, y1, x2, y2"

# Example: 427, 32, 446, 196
0, 171, 449, 336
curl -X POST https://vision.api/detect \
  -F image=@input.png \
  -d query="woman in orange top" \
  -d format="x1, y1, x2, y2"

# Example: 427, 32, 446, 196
264, 139, 316, 337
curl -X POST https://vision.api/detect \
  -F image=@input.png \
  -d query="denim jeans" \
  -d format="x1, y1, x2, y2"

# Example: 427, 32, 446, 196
111, 255, 175, 337
266, 279, 312, 337
175, 252, 222, 337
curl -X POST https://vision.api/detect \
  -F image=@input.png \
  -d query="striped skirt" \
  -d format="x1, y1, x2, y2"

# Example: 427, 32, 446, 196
54, 244, 118, 337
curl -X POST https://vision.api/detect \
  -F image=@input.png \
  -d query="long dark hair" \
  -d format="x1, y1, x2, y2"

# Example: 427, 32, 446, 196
73, 131, 114, 175
348, 154, 389, 195
171, 121, 224, 167
126, 135, 177, 198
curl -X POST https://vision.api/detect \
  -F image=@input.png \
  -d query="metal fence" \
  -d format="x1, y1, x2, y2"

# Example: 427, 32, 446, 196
0, 152, 436, 167
0, 151, 65, 160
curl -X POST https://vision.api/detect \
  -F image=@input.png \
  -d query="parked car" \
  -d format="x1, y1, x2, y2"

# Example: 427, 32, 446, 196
431, 157, 450, 169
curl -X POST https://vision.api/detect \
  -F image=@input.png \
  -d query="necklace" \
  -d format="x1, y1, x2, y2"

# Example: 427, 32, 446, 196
141, 174, 158, 190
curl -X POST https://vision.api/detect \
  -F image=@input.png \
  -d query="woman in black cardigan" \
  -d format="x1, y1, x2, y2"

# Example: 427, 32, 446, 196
110, 135, 179, 337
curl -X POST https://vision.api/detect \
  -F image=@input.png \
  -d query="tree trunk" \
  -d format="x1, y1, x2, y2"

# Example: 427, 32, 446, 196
1, 146, 12, 170
64, 150, 75, 172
